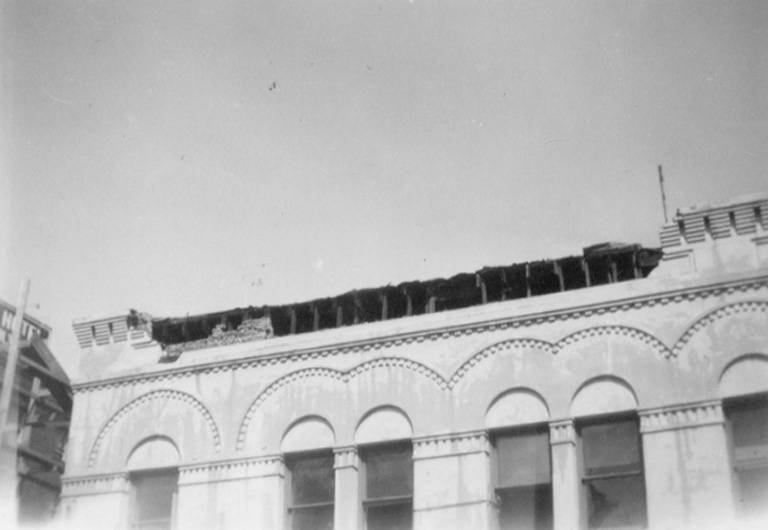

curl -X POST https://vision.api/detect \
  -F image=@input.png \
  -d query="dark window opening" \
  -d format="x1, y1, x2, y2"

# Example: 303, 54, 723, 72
361, 442, 413, 530
131, 469, 178, 530
286, 452, 335, 530
494, 427, 553, 530
579, 416, 646, 529
725, 394, 768, 519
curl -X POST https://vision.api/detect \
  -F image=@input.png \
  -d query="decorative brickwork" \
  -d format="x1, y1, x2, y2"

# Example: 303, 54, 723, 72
333, 446, 359, 470
71, 277, 768, 394
235, 358, 447, 450
87, 389, 222, 469
639, 401, 724, 434
549, 420, 576, 446
61, 472, 129, 498
672, 300, 768, 357
412, 430, 489, 460
177, 455, 284, 486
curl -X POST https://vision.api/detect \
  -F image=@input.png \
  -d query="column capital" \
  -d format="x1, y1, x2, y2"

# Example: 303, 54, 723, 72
333, 446, 359, 470
412, 430, 489, 460
549, 419, 576, 446
639, 400, 723, 434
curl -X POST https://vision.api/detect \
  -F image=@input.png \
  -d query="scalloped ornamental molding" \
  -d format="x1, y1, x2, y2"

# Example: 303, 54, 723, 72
72, 276, 768, 393
671, 300, 768, 357
233, 310, 765, 450
87, 389, 222, 469
235, 357, 446, 450
449, 325, 672, 387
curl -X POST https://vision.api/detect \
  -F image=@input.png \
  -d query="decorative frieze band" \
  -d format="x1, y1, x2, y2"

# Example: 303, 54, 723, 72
549, 420, 576, 446
412, 430, 490, 460
639, 401, 724, 434
71, 276, 768, 393
178, 455, 285, 486
61, 472, 129, 498
333, 446, 359, 470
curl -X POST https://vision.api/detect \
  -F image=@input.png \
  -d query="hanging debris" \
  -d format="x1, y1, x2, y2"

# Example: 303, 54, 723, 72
151, 242, 662, 359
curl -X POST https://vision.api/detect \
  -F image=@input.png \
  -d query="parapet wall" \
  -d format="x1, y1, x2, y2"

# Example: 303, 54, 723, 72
655, 192, 768, 277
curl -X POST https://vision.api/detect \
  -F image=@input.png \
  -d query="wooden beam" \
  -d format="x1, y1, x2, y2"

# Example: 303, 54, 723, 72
403, 289, 413, 316
476, 274, 488, 304
553, 261, 565, 292
380, 294, 388, 321
581, 258, 591, 287
525, 264, 532, 297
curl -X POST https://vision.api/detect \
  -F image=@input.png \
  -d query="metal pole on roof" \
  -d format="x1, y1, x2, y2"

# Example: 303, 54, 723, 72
0, 278, 29, 524
658, 165, 669, 223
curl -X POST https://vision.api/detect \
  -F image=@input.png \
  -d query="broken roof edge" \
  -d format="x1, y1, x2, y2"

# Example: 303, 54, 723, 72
154, 243, 656, 325
150, 242, 662, 355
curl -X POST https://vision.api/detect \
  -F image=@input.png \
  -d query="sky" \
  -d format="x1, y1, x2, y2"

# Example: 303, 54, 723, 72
2, 0, 766, 378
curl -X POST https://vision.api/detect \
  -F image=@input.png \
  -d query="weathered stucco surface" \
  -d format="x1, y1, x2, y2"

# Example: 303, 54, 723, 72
60, 194, 768, 530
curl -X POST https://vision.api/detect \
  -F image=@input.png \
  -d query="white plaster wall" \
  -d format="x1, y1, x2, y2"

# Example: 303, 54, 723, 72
643, 424, 735, 529
61, 266, 768, 529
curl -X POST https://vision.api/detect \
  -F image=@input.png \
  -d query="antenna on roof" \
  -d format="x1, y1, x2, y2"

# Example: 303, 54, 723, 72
658, 164, 669, 223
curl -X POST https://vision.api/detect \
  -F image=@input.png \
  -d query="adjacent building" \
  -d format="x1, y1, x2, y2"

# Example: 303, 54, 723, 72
0, 301, 71, 527
60, 193, 768, 530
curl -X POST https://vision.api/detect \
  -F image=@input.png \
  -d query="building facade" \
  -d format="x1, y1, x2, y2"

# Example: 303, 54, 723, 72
60, 193, 768, 530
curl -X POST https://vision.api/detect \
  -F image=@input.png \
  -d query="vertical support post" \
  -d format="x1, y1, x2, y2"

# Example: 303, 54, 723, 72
632, 251, 641, 279
404, 289, 413, 316
476, 274, 488, 304
609, 258, 618, 283
312, 305, 320, 331
500, 270, 508, 301
581, 258, 591, 287
0, 279, 30, 527
427, 296, 437, 313
289, 307, 297, 335
550, 420, 581, 530
334, 447, 361, 530
379, 293, 388, 321
553, 261, 565, 292
525, 264, 532, 297
336, 304, 343, 328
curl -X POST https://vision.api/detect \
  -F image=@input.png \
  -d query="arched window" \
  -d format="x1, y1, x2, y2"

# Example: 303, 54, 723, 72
355, 407, 413, 530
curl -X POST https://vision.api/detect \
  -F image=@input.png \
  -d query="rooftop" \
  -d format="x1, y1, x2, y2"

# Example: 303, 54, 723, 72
149, 242, 662, 359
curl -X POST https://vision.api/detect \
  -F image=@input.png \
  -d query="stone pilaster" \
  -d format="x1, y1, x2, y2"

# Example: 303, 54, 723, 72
549, 420, 580, 530
639, 401, 735, 529
176, 456, 285, 530
334, 446, 361, 530
412, 430, 495, 530
58, 472, 130, 530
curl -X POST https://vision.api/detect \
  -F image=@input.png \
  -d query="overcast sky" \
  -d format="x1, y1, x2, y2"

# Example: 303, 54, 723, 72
2, 0, 766, 377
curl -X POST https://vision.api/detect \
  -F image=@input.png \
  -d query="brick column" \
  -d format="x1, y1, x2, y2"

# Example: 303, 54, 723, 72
549, 420, 580, 530
333, 446, 361, 530
640, 401, 735, 529
412, 430, 496, 530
